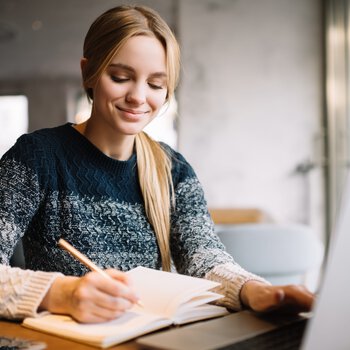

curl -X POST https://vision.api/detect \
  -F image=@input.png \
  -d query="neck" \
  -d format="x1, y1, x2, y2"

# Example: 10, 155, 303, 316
74, 120, 135, 161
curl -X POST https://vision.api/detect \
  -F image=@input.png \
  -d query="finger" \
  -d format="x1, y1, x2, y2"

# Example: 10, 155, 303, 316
105, 269, 132, 285
72, 301, 124, 323
100, 277, 139, 301
94, 290, 134, 312
90, 308, 124, 322
89, 272, 139, 304
274, 288, 285, 304
259, 288, 286, 312
283, 285, 315, 310
267, 285, 315, 313
88, 298, 126, 321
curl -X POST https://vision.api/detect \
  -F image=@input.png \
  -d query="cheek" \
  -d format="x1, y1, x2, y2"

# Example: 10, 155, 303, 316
95, 77, 124, 101
104, 83, 125, 100
150, 92, 167, 111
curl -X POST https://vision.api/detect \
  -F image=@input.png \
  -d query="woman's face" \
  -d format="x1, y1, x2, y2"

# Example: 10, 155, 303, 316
90, 35, 168, 137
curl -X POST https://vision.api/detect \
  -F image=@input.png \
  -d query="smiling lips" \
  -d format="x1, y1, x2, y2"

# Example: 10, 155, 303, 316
117, 106, 149, 117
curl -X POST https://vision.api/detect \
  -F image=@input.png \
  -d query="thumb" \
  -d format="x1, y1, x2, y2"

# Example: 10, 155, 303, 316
274, 288, 285, 305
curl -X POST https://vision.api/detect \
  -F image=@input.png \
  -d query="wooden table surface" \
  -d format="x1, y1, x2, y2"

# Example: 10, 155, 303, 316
0, 320, 141, 350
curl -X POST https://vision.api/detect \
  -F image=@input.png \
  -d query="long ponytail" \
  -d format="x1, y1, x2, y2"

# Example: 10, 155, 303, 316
135, 132, 174, 271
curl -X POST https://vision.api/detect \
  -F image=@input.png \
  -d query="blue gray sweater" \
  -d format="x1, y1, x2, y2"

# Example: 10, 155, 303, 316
0, 123, 265, 319
0, 123, 234, 274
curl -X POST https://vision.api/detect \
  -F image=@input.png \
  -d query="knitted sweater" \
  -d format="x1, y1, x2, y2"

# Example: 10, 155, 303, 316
0, 123, 265, 319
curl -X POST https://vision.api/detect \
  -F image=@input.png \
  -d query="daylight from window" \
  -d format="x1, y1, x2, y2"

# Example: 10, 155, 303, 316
0, 95, 28, 157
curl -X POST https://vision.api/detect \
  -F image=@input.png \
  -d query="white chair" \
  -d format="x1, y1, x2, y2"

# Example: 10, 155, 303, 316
216, 223, 324, 291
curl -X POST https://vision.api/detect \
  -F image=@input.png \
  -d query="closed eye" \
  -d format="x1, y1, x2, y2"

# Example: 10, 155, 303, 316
148, 83, 164, 90
111, 75, 129, 83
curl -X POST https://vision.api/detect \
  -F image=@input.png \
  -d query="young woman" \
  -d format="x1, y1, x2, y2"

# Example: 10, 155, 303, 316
0, 5, 314, 323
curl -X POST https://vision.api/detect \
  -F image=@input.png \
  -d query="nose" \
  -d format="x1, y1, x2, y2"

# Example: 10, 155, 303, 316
126, 83, 146, 105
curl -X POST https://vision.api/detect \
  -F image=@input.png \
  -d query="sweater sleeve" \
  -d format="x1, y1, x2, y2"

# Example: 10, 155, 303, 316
0, 264, 62, 319
169, 153, 269, 310
0, 134, 47, 264
0, 137, 62, 320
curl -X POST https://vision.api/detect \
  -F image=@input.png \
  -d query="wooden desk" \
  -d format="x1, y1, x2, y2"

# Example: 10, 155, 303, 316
1, 313, 304, 350
209, 208, 266, 225
0, 320, 140, 350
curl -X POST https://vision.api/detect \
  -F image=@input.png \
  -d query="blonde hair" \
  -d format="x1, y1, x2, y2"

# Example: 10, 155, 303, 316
82, 5, 180, 271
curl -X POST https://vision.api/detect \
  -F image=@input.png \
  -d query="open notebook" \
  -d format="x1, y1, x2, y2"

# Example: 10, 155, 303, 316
22, 266, 229, 348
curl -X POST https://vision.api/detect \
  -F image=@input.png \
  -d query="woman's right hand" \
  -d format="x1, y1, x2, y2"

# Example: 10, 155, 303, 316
39, 269, 139, 323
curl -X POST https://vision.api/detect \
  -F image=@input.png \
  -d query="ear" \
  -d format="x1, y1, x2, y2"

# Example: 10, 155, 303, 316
80, 58, 94, 100
80, 57, 88, 73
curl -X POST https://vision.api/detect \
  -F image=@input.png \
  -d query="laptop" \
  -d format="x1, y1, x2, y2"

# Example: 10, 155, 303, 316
136, 177, 350, 350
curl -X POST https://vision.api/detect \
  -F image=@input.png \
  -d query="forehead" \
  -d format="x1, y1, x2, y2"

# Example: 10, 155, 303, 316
109, 35, 166, 73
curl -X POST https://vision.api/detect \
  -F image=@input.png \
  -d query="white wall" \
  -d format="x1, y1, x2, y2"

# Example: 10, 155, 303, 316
178, 0, 324, 237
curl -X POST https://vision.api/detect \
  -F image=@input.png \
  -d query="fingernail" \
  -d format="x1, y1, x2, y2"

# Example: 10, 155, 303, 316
277, 290, 285, 302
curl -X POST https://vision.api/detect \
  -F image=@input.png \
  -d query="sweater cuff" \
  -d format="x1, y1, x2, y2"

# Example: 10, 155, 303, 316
8, 270, 63, 319
205, 263, 270, 311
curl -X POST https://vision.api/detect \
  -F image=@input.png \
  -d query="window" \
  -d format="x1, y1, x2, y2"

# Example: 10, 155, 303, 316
0, 95, 28, 157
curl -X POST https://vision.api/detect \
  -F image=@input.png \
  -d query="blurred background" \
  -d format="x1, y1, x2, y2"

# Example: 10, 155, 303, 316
0, 0, 349, 265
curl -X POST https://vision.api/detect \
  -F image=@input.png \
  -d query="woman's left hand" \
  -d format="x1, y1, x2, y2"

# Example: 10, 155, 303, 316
239, 280, 315, 314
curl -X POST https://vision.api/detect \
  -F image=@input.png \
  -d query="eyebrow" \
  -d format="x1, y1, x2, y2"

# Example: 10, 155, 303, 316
108, 63, 167, 78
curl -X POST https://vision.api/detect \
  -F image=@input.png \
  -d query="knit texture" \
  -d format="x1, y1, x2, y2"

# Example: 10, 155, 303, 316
0, 265, 62, 319
0, 123, 266, 318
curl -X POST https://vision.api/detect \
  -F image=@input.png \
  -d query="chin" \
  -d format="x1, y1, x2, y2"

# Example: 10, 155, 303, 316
124, 123, 152, 134
120, 127, 146, 136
